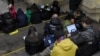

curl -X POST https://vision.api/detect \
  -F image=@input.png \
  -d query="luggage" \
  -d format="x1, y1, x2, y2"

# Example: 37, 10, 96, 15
25, 26, 45, 55
2, 12, 17, 34
16, 8, 27, 27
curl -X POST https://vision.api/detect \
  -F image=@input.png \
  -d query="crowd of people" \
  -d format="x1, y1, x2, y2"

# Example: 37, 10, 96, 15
0, 0, 100, 56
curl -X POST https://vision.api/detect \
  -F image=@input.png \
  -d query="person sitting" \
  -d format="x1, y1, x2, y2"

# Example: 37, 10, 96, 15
8, 4, 16, 19
44, 14, 62, 35
51, 28, 78, 56
71, 10, 85, 31
25, 26, 45, 55
70, 16, 99, 56
30, 3, 42, 24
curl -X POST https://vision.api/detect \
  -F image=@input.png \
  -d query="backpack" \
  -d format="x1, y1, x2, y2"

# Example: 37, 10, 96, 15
43, 34, 55, 47
16, 8, 27, 27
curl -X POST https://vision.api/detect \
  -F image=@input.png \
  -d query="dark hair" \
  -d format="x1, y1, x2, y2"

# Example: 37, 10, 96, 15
27, 26, 37, 36
50, 18, 61, 25
26, 7, 31, 11
54, 25, 64, 39
75, 10, 82, 14
82, 16, 92, 25
26, 26, 40, 44
31, 3, 39, 13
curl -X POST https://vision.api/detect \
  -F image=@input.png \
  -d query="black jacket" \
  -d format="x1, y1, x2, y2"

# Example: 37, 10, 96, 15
69, 0, 82, 11
30, 11, 42, 24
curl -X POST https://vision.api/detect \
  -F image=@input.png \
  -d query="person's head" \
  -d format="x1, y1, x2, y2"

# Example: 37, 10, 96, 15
27, 26, 37, 36
52, 1, 59, 6
31, 3, 39, 12
8, 4, 12, 8
50, 14, 61, 25
52, 14, 58, 18
8, 4, 13, 10
73, 10, 82, 18
26, 26, 40, 45
81, 16, 92, 28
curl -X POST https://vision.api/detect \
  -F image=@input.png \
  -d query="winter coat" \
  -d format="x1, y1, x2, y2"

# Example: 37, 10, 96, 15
51, 38, 78, 56
16, 8, 27, 27
69, 0, 82, 12
51, 6, 60, 15
9, 6, 16, 19
70, 26, 99, 56
30, 11, 42, 24
26, 9, 32, 24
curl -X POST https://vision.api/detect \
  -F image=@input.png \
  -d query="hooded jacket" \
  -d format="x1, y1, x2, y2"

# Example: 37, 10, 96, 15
51, 38, 78, 56
26, 9, 32, 23
9, 6, 16, 19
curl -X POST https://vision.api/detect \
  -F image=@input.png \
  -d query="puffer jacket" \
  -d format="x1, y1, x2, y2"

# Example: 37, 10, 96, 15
51, 38, 78, 56
70, 26, 99, 56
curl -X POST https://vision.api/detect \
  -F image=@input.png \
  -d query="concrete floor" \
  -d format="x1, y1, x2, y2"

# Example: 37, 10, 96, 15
0, 0, 100, 56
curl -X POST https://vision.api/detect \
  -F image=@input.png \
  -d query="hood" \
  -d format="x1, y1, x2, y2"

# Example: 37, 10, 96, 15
27, 10, 32, 15
57, 38, 73, 51
17, 8, 24, 15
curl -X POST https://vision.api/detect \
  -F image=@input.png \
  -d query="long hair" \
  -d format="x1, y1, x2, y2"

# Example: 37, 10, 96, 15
26, 26, 40, 45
